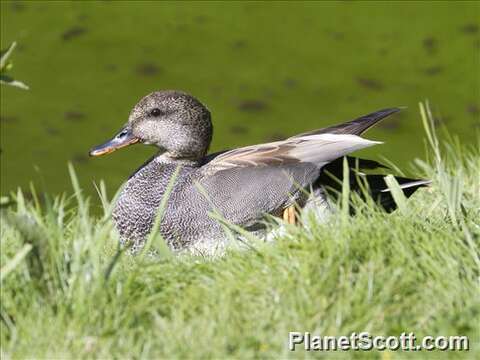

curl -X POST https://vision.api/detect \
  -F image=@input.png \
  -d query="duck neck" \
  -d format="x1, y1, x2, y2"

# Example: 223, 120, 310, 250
154, 151, 203, 167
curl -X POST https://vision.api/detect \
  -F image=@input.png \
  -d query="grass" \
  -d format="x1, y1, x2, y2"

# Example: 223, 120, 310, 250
1, 105, 479, 359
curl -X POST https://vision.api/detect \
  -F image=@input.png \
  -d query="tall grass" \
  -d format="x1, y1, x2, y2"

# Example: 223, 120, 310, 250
1, 104, 479, 359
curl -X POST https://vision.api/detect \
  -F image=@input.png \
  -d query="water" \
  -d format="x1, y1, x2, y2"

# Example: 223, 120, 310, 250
1, 1, 479, 201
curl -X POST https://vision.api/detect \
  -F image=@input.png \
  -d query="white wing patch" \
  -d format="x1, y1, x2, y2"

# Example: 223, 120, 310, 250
287, 134, 382, 165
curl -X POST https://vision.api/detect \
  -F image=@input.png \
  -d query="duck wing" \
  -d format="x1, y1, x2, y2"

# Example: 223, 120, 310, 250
195, 133, 380, 225
201, 107, 401, 175
201, 133, 380, 176
194, 107, 408, 225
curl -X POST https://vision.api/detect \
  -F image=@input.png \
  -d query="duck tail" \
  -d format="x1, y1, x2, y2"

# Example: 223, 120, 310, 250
317, 157, 430, 212
358, 175, 431, 212
293, 107, 403, 138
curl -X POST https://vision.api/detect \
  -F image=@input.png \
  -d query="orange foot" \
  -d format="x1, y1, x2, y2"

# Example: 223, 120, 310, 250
282, 205, 296, 225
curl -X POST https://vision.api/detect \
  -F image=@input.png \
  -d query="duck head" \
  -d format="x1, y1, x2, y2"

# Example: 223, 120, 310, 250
89, 90, 213, 160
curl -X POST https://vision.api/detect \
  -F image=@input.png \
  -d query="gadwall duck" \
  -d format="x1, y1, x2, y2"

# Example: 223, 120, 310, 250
90, 90, 428, 253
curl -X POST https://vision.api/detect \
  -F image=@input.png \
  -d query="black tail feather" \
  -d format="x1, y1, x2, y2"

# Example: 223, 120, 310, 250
317, 157, 429, 213
358, 175, 430, 212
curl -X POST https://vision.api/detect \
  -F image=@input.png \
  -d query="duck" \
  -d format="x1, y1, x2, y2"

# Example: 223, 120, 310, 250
89, 90, 428, 253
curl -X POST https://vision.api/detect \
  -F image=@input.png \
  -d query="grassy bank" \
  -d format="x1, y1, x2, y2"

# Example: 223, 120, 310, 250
1, 107, 479, 359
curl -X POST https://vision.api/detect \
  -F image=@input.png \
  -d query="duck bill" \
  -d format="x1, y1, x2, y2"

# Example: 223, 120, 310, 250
89, 127, 140, 157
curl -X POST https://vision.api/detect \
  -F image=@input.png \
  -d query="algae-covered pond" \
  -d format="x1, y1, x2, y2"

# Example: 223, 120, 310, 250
1, 1, 479, 199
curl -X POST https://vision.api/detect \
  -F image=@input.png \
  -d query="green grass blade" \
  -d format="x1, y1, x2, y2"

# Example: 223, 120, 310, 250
0, 244, 33, 282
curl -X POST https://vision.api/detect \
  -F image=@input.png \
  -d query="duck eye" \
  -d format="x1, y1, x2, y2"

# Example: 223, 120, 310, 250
151, 108, 162, 117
